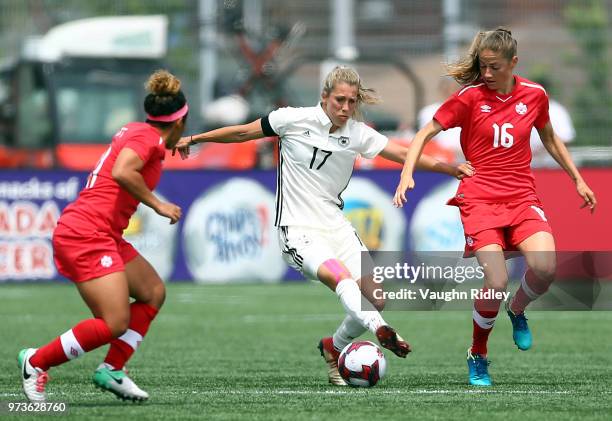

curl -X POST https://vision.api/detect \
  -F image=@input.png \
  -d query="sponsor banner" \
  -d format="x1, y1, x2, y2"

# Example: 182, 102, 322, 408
0, 168, 610, 283
146, 170, 417, 281
410, 179, 464, 252
343, 177, 406, 251
123, 192, 179, 281
0, 173, 84, 281
182, 178, 285, 283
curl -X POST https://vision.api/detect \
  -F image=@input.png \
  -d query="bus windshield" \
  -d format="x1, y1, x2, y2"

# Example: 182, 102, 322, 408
54, 62, 153, 144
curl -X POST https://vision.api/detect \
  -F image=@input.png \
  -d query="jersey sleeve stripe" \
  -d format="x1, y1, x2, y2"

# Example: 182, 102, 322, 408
458, 83, 485, 96
274, 139, 284, 227
519, 82, 547, 95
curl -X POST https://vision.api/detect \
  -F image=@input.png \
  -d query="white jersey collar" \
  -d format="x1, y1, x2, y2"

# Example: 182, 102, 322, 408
315, 103, 332, 127
316, 102, 352, 138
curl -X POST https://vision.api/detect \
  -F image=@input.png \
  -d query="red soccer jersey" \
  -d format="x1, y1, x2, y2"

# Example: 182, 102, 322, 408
59, 122, 166, 237
434, 75, 550, 203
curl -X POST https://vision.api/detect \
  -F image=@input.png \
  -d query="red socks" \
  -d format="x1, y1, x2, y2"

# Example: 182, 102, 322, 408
103, 302, 158, 370
510, 271, 550, 315
471, 289, 502, 356
29, 302, 158, 372
30, 318, 112, 371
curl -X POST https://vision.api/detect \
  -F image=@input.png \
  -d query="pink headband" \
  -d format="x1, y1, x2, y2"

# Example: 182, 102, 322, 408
146, 103, 189, 122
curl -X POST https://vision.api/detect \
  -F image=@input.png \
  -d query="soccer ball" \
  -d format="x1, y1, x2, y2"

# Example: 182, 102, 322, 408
338, 341, 386, 387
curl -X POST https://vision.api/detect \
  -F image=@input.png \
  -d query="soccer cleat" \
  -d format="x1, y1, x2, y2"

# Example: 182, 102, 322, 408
506, 299, 532, 351
93, 364, 149, 402
317, 337, 347, 386
375, 325, 411, 358
467, 348, 492, 386
18, 348, 49, 402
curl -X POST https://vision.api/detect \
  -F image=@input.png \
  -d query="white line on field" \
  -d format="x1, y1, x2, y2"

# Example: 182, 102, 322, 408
3, 389, 609, 399
184, 389, 577, 395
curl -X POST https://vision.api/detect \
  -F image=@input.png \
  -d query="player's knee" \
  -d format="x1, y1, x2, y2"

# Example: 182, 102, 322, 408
531, 262, 556, 284
136, 280, 166, 309
485, 276, 509, 291
139, 280, 166, 309
106, 316, 130, 338
148, 281, 166, 309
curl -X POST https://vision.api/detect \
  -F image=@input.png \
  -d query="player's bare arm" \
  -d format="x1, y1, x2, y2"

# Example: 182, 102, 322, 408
177, 119, 265, 149
112, 148, 182, 223
538, 122, 597, 212
393, 119, 443, 207
415, 154, 475, 180
379, 140, 474, 179
173, 119, 265, 159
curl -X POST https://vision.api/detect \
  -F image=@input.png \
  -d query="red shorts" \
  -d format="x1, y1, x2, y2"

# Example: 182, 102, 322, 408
52, 222, 139, 283
456, 200, 553, 255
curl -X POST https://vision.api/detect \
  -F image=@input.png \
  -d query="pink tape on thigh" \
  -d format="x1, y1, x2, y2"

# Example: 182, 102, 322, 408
322, 259, 351, 283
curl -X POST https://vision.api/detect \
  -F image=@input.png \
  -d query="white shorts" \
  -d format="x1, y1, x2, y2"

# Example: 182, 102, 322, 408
278, 224, 370, 280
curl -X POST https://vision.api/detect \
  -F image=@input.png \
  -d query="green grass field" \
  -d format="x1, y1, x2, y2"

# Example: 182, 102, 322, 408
1, 283, 611, 420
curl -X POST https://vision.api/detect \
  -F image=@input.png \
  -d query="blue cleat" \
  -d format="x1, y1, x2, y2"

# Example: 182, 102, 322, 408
467, 349, 492, 386
506, 299, 532, 351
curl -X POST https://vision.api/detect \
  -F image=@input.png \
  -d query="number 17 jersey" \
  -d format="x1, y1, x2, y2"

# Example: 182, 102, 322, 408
267, 105, 388, 229
434, 75, 550, 203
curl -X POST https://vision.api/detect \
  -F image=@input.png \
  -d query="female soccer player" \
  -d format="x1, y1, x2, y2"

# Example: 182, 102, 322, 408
175, 65, 474, 385
393, 28, 597, 386
18, 70, 187, 402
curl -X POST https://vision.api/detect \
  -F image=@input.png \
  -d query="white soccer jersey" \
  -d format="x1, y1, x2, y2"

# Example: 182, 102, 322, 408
267, 104, 388, 229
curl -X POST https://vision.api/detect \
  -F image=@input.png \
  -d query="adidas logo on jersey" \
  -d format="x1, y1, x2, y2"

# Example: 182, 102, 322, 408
480, 105, 491, 113
303, 130, 311, 137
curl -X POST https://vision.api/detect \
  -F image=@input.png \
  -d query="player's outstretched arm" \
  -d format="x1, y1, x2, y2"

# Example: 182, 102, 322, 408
415, 155, 475, 179
173, 118, 266, 159
392, 119, 442, 208
378, 141, 474, 179
175, 118, 265, 151
538, 122, 597, 213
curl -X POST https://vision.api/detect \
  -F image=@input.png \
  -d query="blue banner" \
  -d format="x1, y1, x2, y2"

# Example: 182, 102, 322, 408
0, 169, 457, 283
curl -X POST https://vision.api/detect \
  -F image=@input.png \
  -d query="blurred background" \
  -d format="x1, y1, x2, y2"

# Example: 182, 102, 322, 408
0, 0, 610, 283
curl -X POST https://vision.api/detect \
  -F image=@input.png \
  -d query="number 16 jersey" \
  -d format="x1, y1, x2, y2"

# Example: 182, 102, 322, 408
435, 75, 550, 203
266, 105, 388, 229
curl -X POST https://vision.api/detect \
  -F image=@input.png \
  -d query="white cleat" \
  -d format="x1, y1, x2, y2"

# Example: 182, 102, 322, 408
18, 348, 49, 403
92, 364, 149, 402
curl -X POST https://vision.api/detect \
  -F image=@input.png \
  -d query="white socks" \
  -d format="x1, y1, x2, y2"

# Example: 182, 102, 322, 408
332, 315, 367, 351
472, 306, 497, 330
335, 278, 385, 335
